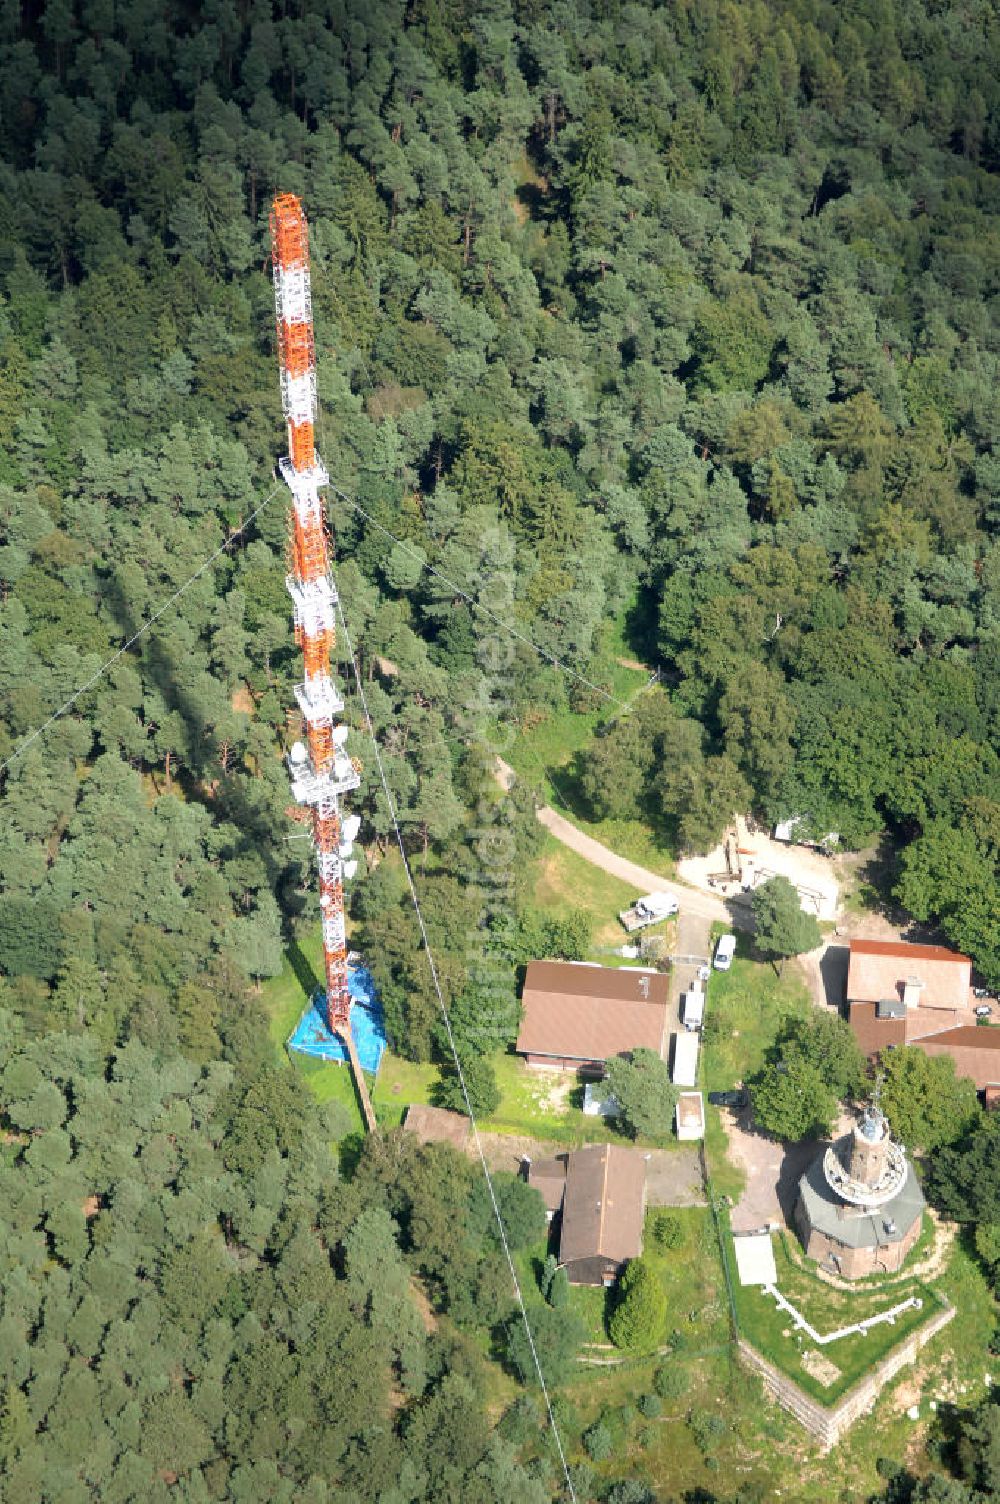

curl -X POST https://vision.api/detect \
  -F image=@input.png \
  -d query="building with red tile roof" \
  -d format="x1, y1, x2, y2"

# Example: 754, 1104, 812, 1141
912, 1026, 1000, 1091
845, 939, 1000, 1091
847, 939, 971, 1013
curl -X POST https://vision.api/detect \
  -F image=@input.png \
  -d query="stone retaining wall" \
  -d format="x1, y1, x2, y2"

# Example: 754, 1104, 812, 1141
737, 1300, 955, 1449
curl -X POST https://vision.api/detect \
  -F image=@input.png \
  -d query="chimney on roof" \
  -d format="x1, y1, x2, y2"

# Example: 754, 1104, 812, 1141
902, 976, 924, 1009
639, 975, 650, 999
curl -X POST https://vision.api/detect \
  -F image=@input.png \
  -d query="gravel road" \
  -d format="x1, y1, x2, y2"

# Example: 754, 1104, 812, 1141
536, 806, 739, 925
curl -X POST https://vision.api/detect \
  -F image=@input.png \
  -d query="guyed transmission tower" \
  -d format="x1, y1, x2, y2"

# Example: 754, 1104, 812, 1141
270, 193, 376, 1133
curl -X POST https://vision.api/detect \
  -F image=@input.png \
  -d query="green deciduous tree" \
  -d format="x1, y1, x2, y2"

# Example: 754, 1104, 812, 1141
604, 1046, 673, 1137
928, 1113, 1000, 1224
468, 1172, 546, 1252
608, 1257, 667, 1353
781, 1011, 866, 1103
750, 1052, 838, 1142
604, 1047, 678, 1141
878, 1046, 980, 1154
504, 1304, 585, 1387
751, 876, 822, 975
435, 1054, 500, 1118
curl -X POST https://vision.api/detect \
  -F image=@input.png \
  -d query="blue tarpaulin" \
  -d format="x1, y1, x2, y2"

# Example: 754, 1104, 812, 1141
287, 964, 387, 1073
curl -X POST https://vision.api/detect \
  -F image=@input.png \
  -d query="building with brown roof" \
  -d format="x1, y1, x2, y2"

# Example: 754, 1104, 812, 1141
847, 938, 971, 1056
845, 939, 1000, 1091
847, 938, 972, 1014
528, 1154, 569, 1220
912, 1027, 1000, 1091
527, 1143, 647, 1285
516, 961, 669, 1073
402, 1103, 471, 1150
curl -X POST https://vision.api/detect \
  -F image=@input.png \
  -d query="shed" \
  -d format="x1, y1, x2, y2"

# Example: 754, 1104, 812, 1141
583, 1082, 620, 1118
528, 1154, 569, 1221
675, 1091, 705, 1141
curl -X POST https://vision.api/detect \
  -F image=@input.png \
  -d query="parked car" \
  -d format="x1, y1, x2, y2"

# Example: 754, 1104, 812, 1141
714, 933, 737, 971
708, 1089, 747, 1110
619, 891, 679, 932
975, 1004, 993, 1019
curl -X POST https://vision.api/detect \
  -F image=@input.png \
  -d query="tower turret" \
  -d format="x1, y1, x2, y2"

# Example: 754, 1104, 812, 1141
794, 1083, 925, 1277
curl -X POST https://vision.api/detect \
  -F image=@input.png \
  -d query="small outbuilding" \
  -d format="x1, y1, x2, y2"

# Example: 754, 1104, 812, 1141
583, 1082, 620, 1118
675, 1091, 705, 1141
527, 1154, 569, 1222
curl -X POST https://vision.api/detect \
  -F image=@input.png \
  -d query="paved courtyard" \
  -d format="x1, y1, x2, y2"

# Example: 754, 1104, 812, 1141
476, 1132, 704, 1207
644, 1145, 705, 1207
677, 817, 841, 921
723, 1106, 853, 1234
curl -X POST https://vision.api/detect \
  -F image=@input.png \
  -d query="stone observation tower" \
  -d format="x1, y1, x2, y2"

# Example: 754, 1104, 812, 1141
793, 1093, 925, 1279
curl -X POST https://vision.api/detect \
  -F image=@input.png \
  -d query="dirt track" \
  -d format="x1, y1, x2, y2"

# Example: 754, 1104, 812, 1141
535, 806, 738, 925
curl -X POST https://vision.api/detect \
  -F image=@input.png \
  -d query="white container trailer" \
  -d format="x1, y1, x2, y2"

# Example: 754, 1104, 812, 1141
672, 1030, 700, 1088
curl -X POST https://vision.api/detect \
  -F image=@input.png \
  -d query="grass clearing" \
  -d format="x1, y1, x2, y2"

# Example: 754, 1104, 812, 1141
504, 604, 677, 878
555, 1216, 992, 1504
729, 1221, 940, 1403
643, 1207, 731, 1352
530, 835, 661, 952
703, 1105, 745, 1202
509, 605, 649, 773
570, 1281, 612, 1344
482, 1052, 655, 1147
560, 1208, 755, 1499
700, 936, 811, 1199
261, 932, 650, 1147
701, 934, 812, 1096
373, 1054, 438, 1127
264, 930, 326, 1053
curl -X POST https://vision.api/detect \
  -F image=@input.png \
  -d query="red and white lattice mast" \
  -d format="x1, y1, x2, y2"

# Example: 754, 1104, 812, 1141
270, 194, 375, 1130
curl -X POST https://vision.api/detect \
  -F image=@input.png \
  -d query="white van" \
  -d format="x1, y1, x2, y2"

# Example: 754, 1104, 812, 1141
714, 933, 737, 971
681, 986, 704, 1031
